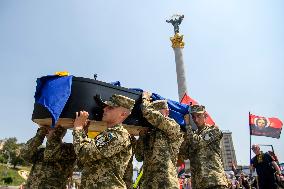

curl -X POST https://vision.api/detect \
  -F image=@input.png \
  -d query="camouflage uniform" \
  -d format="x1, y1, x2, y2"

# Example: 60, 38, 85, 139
179, 106, 228, 189
123, 136, 136, 189
73, 125, 132, 189
136, 98, 184, 189
21, 126, 76, 189
123, 154, 134, 189
73, 94, 135, 189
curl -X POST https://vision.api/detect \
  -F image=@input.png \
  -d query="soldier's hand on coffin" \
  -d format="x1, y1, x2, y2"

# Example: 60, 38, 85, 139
184, 114, 190, 125
38, 125, 49, 134
83, 120, 90, 133
142, 91, 152, 101
83, 124, 89, 134
46, 127, 57, 140
74, 111, 89, 130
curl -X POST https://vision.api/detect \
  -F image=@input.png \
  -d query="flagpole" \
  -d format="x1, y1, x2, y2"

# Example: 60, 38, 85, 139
249, 112, 252, 174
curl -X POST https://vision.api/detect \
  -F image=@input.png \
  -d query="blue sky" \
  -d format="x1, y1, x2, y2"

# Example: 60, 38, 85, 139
0, 0, 283, 165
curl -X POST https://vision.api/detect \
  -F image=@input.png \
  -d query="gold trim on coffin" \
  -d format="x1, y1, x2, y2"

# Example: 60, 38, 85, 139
32, 118, 147, 136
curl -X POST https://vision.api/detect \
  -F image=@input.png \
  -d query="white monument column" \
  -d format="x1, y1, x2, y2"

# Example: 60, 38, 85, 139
167, 15, 188, 101
168, 15, 190, 172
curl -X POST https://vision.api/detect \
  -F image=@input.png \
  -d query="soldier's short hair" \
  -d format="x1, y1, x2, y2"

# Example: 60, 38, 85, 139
251, 144, 260, 150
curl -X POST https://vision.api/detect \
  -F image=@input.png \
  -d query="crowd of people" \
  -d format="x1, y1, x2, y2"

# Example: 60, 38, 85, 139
178, 162, 283, 189
19, 92, 283, 189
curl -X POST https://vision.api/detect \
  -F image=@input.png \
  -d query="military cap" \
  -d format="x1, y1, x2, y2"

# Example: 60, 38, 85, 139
152, 100, 168, 110
103, 94, 135, 111
190, 105, 206, 114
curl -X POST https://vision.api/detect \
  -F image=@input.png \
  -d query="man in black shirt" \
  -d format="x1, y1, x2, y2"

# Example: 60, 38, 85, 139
250, 144, 281, 189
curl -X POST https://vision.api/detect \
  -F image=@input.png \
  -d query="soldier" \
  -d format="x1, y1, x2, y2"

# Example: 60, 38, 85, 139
179, 105, 228, 189
73, 94, 135, 189
21, 126, 76, 189
135, 91, 184, 189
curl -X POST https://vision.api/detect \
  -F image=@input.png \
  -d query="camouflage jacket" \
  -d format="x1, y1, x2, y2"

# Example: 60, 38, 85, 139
73, 124, 132, 189
179, 125, 228, 189
135, 99, 183, 189
123, 136, 136, 189
21, 127, 76, 189
123, 155, 134, 189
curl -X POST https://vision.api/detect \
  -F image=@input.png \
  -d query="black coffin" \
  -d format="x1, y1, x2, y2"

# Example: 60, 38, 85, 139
32, 76, 150, 127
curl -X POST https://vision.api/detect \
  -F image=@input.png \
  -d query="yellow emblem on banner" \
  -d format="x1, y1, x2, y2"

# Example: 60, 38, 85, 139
55, 71, 69, 76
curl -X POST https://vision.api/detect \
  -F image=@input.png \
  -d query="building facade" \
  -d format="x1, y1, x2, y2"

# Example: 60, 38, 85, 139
221, 130, 237, 170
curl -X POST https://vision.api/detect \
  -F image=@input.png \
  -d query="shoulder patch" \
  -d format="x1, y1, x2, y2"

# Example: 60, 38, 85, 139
95, 131, 117, 148
204, 133, 211, 141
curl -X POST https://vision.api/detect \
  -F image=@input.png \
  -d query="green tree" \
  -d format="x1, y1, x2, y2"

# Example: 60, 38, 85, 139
0, 154, 7, 164
2, 138, 25, 168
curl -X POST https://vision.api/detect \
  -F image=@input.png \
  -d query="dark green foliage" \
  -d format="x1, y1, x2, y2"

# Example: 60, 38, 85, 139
2, 176, 13, 184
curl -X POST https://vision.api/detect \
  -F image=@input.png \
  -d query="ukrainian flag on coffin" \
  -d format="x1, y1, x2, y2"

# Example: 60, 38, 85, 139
130, 88, 190, 131
34, 72, 73, 127
111, 83, 191, 128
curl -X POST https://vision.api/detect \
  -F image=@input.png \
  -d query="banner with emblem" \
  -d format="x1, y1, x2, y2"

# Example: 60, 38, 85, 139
180, 93, 215, 125
249, 113, 283, 139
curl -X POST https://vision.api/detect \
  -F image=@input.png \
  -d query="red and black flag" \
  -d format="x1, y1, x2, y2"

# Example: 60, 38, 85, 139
180, 93, 215, 125
249, 113, 283, 139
